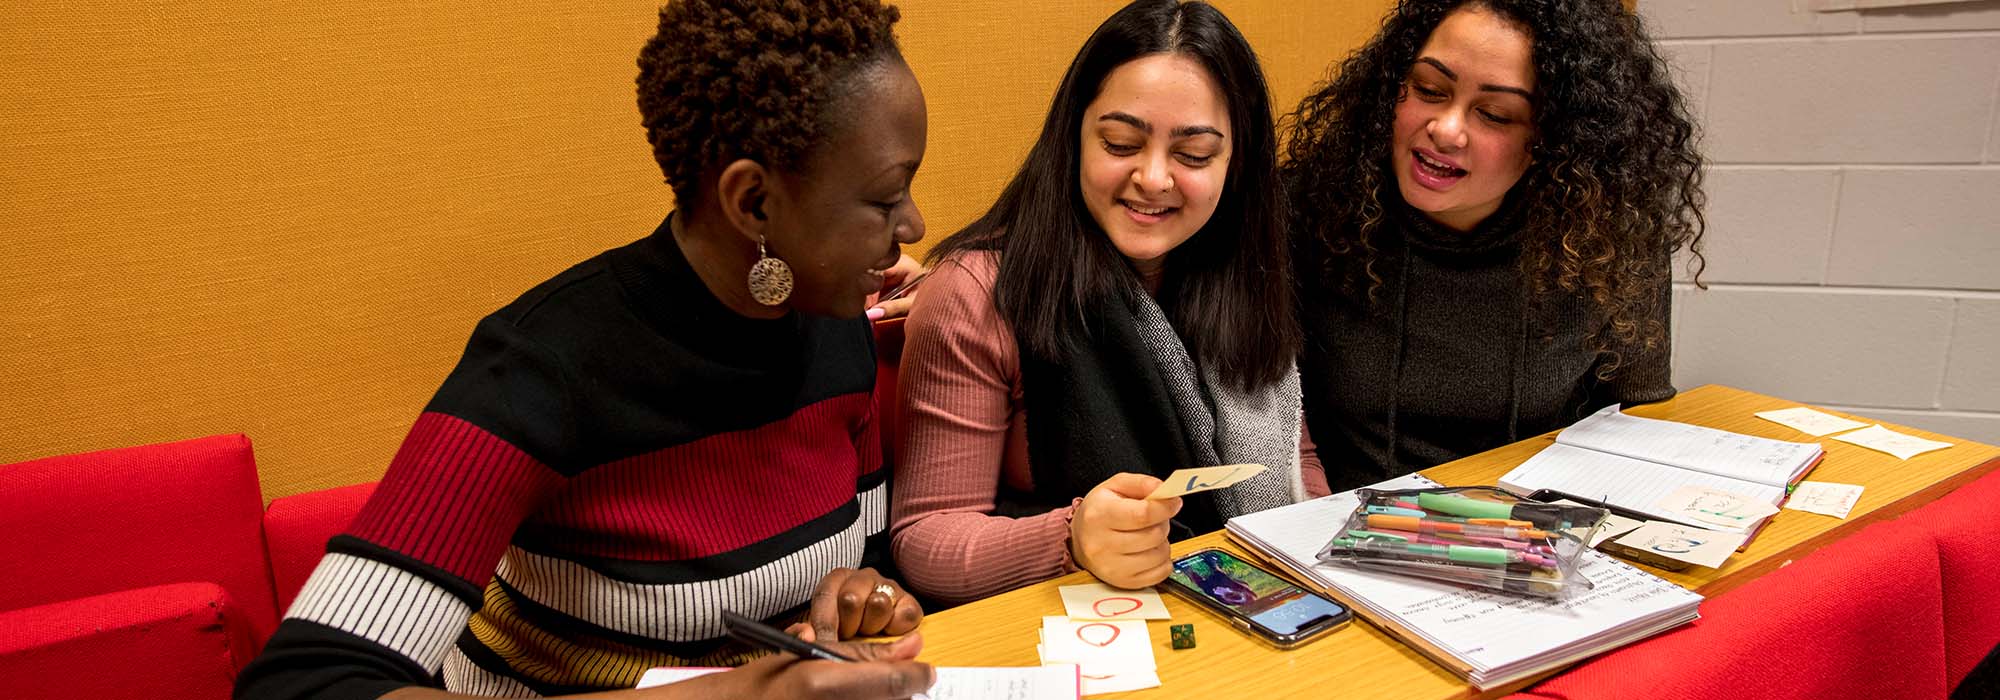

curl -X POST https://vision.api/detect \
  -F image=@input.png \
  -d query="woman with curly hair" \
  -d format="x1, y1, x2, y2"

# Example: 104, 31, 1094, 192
235, 1, 935, 698
890, 0, 1322, 603
1283, 0, 1705, 492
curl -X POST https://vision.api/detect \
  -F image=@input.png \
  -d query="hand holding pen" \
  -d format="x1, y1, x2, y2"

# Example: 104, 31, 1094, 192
867, 255, 928, 321
647, 610, 935, 700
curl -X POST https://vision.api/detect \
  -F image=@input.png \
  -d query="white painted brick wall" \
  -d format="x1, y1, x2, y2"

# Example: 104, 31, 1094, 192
1677, 168, 1840, 284
1648, 0, 2000, 445
1674, 289, 1955, 408
1643, 0, 1859, 38
1826, 169, 2000, 289
1703, 38, 1999, 163
1860, 0, 2000, 32
1943, 299, 2000, 411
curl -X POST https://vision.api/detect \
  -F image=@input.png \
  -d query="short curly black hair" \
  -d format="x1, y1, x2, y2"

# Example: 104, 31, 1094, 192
636, 0, 903, 203
1282, 0, 1705, 378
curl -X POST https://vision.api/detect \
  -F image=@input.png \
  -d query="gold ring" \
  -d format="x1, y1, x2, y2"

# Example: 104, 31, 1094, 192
874, 583, 896, 599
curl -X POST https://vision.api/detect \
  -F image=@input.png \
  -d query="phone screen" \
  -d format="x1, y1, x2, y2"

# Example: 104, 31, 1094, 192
1166, 549, 1347, 636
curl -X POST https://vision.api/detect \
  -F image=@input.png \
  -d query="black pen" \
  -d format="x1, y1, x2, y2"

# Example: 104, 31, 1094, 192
878, 268, 930, 303
721, 610, 854, 662
721, 610, 934, 700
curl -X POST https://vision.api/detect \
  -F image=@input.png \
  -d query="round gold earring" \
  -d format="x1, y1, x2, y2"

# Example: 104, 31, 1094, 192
747, 237, 793, 306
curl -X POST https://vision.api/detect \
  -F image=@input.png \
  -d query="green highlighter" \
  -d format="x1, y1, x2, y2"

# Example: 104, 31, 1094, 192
1332, 535, 1516, 566
1417, 492, 1594, 530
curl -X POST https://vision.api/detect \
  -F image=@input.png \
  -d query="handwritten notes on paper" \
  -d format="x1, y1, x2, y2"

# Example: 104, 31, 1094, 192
1754, 407, 1869, 437
1612, 522, 1748, 569
926, 667, 1083, 700
1146, 463, 1267, 500
1652, 486, 1780, 532
1784, 482, 1866, 519
1058, 583, 1170, 621
1833, 425, 1954, 460
638, 666, 1083, 700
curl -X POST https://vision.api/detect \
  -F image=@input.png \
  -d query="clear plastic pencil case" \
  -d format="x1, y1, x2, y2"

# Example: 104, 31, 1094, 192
1314, 486, 1609, 598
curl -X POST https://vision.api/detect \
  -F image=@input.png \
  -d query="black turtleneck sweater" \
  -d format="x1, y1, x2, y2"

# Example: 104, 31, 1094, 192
1297, 200, 1675, 494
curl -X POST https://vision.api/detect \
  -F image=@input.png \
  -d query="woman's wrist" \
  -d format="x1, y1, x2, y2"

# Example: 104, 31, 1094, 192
1060, 498, 1086, 574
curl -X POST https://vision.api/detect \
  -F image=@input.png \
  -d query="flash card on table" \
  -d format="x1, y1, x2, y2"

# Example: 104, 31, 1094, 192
1833, 425, 1954, 460
1037, 616, 1159, 696
1754, 407, 1868, 437
1784, 481, 1865, 519
1611, 521, 1748, 569
1146, 463, 1267, 500
1058, 583, 1170, 621
1652, 485, 1780, 532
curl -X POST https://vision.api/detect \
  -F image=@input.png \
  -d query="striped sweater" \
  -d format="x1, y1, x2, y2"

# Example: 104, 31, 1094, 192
235, 217, 890, 699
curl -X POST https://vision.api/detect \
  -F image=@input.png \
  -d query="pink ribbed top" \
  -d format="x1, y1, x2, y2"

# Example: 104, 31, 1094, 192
889, 251, 1327, 605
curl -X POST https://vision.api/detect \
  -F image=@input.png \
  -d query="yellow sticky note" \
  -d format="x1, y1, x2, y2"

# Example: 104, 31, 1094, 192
1146, 463, 1268, 500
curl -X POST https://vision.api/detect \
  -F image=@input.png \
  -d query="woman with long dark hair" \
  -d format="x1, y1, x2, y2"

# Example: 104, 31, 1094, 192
889, 0, 1323, 604
1284, 0, 1706, 492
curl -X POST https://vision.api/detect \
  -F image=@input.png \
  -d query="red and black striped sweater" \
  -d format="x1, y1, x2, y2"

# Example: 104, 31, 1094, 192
236, 217, 889, 698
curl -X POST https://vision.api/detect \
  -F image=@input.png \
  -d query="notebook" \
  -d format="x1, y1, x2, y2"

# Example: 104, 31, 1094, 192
1497, 404, 1823, 534
1225, 474, 1703, 689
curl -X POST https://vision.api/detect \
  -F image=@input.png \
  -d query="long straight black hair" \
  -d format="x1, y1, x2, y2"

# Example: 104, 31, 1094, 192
929, 0, 1297, 391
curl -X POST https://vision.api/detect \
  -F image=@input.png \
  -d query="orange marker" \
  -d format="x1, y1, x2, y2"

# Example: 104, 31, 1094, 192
1365, 514, 1551, 541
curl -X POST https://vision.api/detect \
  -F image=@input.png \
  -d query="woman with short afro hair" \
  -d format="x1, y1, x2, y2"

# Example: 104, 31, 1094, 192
1284, 0, 1706, 492
235, 1, 935, 698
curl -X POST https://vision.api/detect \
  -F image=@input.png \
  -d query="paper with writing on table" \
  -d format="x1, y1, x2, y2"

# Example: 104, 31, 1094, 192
1146, 463, 1267, 500
1502, 443, 1783, 532
1653, 486, 1781, 531
1833, 425, 1954, 460
1558, 404, 1821, 486
1058, 583, 1170, 620
1224, 474, 1703, 689
1499, 404, 1820, 535
1784, 481, 1865, 519
1754, 406, 1869, 437
1611, 521, 1747, 569
1553, 500, 1645, 547
638, 665, 1084, 700
1037, 616, 1158, 696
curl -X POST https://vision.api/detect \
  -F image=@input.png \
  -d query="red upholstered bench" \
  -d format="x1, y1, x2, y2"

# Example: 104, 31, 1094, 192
263, 481, 377, 612
0, 434, 279, 700
0, 320, 912, 699
1911, 468, 2000, 692
1513, 466, 2000, 700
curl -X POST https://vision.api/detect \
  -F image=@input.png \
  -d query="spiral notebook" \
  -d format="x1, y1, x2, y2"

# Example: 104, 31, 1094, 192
1496, 404, 1823, 535
1224, 474, 1703, 689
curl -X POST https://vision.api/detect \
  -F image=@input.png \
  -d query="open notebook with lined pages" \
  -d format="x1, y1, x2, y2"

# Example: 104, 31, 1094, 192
1497, 404, 1823, 534
1225, 474, 1702, 689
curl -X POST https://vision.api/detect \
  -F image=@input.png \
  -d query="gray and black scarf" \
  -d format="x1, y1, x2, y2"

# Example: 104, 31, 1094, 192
996, 282, 1304, 539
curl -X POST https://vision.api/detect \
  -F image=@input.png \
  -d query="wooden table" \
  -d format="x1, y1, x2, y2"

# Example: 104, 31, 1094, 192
911, 385, 2000, 699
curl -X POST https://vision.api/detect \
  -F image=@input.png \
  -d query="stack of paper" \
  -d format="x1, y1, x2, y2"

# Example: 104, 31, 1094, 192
1226, 474, 1703, 689
1037, 616, 1159, 695
1498, 404, 1822, 535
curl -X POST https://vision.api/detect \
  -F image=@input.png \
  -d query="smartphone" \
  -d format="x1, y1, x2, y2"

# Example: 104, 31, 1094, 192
1161, 548, 1351, 648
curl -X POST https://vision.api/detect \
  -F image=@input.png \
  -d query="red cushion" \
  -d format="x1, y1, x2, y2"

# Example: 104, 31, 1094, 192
264, 481, 377, 612
1908, 468, 2000, 688
0, 582, 253, 700
874, 317, 907, 463
1516, 517, 1946, 700
0, 434, 278, 643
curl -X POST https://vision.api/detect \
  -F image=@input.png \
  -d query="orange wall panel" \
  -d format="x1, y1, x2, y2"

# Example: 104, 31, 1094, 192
1, 1, 1392, 499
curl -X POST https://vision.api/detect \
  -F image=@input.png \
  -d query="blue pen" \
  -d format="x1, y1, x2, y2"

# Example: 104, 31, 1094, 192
1365, 505, 1429, 518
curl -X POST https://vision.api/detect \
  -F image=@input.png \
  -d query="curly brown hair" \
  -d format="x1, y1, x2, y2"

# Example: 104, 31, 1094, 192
636, 0, 902, 202
1281, 0, 1705, 378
